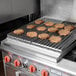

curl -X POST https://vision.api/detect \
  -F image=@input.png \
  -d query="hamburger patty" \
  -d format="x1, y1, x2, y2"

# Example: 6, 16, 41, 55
36, 26, 46, 31
38, 33, 49, 39
26, 31, 37, 38
49, 35, 62, 43
54, 24, 64, 29
64, 25, 75, 31
26, 24, 36, 29
13, 29, 24, 35
58, 29, 70, 36
44, 21, 54, 26
48, 27, 58, 32
35, 19, 44, 24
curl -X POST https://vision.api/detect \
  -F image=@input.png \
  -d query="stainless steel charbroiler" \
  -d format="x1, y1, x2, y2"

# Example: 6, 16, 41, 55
1, 0, 76, 76
1, 17, 76, 63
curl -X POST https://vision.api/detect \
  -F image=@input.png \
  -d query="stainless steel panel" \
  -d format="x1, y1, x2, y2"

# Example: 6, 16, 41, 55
2, 48, 76, 76
41, 0, 73, 21
70, 0, 76, 22
0, 0, 40, 24
11, 0, 40, 19
0, 0, 12, 23
5, 65, 16, 76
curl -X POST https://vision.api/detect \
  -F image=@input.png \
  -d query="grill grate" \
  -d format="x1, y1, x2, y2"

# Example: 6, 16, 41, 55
8, 17, 76, 52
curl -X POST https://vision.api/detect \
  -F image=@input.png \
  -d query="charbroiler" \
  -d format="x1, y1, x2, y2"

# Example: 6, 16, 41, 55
1, 17, 76, 76
1, 0, 76, 75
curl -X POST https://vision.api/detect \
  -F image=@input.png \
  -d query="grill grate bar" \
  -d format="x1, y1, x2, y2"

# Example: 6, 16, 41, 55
44, 40, 53, 46
58, 35, 72, 49
46, 42, 54, 47
22, 36, 37, 42
51, 43, 57, 48
32, 38, 55, 49
34, 39, 43, 44
38, 39, 48, 45
42, 40, 49, 45
54, 35, 71, 49
61, 38, 74, 50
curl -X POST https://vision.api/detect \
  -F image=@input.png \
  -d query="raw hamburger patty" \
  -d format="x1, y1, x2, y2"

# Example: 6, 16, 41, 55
44, 21, 54, 26
54, 24, 64, 28
36, 26, 46, 31
35, 19, 44, 24
13, 29, 24, 35
58, 29, 70, 36
26, 31, 37, 38
48, 27, 58, 32
26, 25, 36, 29
38, 33, 49, 39
64, 25, 75, 31
49, 35, 62, 43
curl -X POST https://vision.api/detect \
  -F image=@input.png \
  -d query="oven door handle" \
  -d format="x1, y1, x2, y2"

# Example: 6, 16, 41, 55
15, 71, 21, 76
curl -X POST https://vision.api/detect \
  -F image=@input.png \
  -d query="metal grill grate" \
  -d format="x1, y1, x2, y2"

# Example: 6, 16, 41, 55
8, 17, 76, 52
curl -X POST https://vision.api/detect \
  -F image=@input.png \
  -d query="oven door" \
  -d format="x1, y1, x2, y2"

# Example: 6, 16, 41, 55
4, 64, 31, 76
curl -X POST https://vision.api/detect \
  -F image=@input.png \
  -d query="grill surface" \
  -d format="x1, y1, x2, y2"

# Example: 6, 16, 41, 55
8, 17, 76, 52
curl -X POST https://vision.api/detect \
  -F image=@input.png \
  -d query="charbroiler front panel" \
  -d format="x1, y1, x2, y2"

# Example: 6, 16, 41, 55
2, 50, 74, 76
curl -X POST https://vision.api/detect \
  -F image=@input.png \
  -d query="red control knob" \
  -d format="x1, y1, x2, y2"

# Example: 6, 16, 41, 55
29, 65, 36, 73
4, 56, 11, 63
14, 59, 21, 67
41, 70, 49, 76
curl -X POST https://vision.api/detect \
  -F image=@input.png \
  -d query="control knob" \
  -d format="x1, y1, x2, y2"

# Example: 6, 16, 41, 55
41, 70, 49, 76
4, 56, 11, 63
14, 59, 21, 67
29, 65, 36, 73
